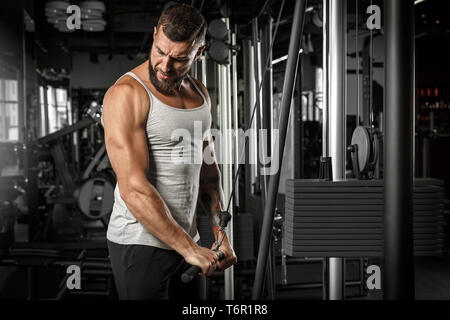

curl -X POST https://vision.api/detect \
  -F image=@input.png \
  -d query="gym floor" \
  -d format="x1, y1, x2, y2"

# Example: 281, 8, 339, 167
273, 255, 450, 300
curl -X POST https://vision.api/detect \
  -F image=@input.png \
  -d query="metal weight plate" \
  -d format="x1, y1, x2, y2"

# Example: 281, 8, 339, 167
208, 41, 229, 64
77, 177, 114, 219
207, 19, 228, 40
351, 126, 372, 172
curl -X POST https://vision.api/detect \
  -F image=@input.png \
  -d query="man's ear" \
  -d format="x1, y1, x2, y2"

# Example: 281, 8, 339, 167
153, 26, 158, 40
195, 45, 205, 60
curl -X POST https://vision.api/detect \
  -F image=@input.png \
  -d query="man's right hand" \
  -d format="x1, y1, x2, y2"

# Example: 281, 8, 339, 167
184, 245, 221, 276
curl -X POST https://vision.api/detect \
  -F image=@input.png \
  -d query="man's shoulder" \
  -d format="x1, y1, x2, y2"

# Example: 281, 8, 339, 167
102, 75, 151, 123
105, 75, 149, 106
189, 76, 210, 104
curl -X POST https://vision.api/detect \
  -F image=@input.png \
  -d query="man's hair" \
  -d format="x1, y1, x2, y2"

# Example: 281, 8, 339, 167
157, 3, 207, 46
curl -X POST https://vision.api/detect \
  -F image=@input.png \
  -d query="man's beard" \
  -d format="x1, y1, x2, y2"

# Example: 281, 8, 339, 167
148, 60, 187, 96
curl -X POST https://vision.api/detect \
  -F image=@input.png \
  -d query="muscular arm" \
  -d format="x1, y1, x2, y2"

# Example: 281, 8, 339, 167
102, 81, 218, 274
199, 137, 225, 233
199, 133, 238, 270
192, 77, 237, 270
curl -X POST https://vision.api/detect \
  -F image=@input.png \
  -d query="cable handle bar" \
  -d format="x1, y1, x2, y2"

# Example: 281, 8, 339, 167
181, 249, 224, 283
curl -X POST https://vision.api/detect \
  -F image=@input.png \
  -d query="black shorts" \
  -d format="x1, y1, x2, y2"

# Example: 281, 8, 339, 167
107, 239, 206, 300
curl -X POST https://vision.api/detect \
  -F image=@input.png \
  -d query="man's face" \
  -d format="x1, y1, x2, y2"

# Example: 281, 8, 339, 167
149, 26, 204, 96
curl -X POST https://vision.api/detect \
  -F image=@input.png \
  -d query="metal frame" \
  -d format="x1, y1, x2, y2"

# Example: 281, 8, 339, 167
326, 0, 347, 301
252, 0, 307, 300
384, 0, 415, 300
217, 17, 235, 300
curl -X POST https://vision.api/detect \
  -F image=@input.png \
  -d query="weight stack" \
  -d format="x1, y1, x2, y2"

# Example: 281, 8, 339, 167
283, 178, 445, 257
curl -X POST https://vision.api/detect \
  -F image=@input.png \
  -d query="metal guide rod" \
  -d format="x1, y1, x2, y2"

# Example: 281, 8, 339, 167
231, 27, 239, 209
243, 40, 258, 193
384, 0, 415, 300
261, 14, 275, 300
327, 0, 347, 301
322, 0, 329, 158
356, 0, 360, 125
219, 17, 235, 300
252, 0, 307, 300
253, 14, 273, 300
252, 18, 268, 201
20, 10, 27, 144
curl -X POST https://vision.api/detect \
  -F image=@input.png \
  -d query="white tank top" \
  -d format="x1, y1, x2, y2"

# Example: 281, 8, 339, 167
106, 71, 211, 249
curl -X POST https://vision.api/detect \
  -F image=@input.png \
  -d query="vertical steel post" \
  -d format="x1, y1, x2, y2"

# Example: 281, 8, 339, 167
384, 0, 415, 300
252, 0, 307, 300
326, 0, 347, 301
322, 0, 329, 158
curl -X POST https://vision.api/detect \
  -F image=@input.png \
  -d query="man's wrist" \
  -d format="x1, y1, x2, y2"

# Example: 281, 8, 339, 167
172, 231, 199, 258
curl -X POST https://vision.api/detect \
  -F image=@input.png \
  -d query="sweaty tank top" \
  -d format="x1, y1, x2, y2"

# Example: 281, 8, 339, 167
106, 71, 211, 250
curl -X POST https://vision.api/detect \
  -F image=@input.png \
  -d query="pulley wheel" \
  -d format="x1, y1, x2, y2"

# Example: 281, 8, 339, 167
351, 126, 372, 172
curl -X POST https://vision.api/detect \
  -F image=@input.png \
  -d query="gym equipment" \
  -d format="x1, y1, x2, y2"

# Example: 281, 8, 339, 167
384, 0, 415, 299
207, 19, 230, 65
199, 0, 288, 300
283, 179, 445, 257
0, 176, 26, 202
0, 175, 26, 249
35, 103, 114, 223
0, 202, 16, 250
252, 0, 307, 300
74, 175, 114, 220
207, 19, 228, 40
0, 240, 114, 299
197, 213, 254, 262
208, 41, 229, 64
348, 126, 382, 179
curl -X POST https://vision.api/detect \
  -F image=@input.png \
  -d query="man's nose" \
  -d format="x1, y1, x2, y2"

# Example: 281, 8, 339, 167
159, 56, 173, 73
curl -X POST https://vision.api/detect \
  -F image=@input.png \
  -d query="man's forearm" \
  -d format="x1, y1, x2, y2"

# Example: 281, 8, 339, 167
121, 179, 197, 257
199, 164, 230, 243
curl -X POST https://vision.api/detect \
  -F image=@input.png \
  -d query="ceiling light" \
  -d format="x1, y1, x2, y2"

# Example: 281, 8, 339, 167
80, 1, 105, 12
45, 0, 107, 32
45, 1, 69, 12
80, 1, 106, 32
82, 19, 107, 32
